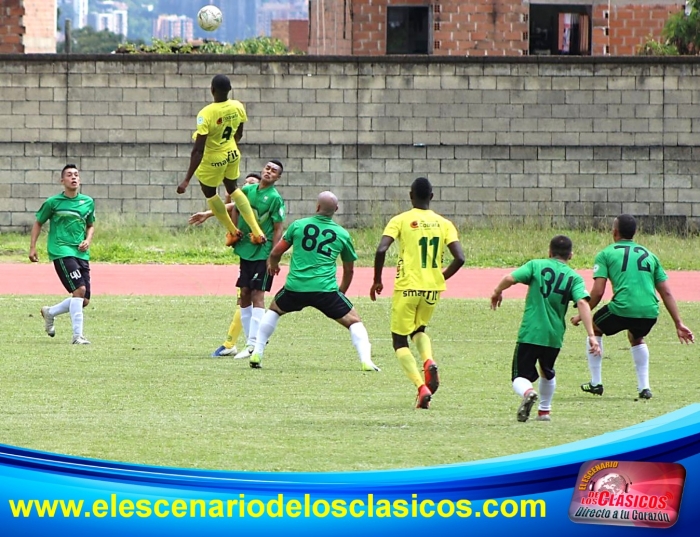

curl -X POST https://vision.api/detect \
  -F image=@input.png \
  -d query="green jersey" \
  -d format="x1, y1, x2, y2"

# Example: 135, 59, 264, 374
512, 259, 589, 348
593, 240, 667, 319
35, 192, 95, 261
283, 215, 358, 293
233, 183, 285, 261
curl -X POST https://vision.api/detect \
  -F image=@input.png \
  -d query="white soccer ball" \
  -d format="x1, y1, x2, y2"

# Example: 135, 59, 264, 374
197, 5, 223, 32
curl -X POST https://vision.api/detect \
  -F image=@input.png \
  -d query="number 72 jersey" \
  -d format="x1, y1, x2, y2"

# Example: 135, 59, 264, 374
593, 240, 668, 319
382, 208, 460, 292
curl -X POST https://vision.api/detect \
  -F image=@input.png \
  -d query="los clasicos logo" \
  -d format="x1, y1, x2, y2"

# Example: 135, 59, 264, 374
568, 460, 686, 529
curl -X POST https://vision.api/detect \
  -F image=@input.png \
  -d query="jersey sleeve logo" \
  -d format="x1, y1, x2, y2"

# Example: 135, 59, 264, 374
197, 116, 204, 125
593, 264, 599, 273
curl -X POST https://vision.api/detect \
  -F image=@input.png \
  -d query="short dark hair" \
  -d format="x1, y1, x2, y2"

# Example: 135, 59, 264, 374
411, 177, 432, 201
615, 214, 637, 239
246, 172, 262, 181
62, 164, 78, 175
268, 159, 284, 173
550, 235, 573, 259
211, 74, 231, 93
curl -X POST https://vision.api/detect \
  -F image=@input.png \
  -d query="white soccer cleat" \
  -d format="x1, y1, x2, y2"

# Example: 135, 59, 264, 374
72, 335, 91, 345
361, 360, 381, 372
211, 345, 237, 357
41, 306, 55, 337
234, 345, 254, 360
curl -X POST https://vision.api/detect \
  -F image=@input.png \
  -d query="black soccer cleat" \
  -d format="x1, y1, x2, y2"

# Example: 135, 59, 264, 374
638, 389, 653, 400
517, 391, 538, 422
581, 382, 604, 396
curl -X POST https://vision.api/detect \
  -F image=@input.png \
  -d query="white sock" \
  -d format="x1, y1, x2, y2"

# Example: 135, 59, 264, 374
512, 377, 534, 398
240, 305, 253, 339
587, 336, 604, 385
631, 343, 650, 391
538, 376, 556, 411
49, 297, 72, 317
349, 322, 372, 363
247, 307, 264, 347
69, 297, 84, 337
253, 310, 280, 357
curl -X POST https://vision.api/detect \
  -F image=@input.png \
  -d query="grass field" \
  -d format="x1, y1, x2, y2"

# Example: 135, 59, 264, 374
1, 295, 698, 472
3, 216, 700, 269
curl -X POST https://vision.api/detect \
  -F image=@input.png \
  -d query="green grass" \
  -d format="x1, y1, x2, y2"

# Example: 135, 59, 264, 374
1, 295, 698, 472
4, 215, 700, 269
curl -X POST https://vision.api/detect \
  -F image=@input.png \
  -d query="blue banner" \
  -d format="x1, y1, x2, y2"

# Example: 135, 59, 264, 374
2, 404, 700, 535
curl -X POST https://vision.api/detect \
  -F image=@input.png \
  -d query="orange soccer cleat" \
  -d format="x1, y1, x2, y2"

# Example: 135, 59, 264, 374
249, 233, 267, 245
225, 230, 244, 247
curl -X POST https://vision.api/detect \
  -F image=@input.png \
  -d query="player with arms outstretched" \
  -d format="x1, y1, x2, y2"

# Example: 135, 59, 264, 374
370, 177, 465, 409
572, 214, 694, 399
176, 74, 265, 247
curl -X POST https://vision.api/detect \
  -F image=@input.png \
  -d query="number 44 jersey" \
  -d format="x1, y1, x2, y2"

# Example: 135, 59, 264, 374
512, 259, 589, 348
593, 240, 667, 319
282, 215, 358, 293
382, 208, 460, 292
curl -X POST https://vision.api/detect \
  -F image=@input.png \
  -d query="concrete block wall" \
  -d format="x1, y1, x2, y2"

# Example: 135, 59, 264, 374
1, 55, 699, 231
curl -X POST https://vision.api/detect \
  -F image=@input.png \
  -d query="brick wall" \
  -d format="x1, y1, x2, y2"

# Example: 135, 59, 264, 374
22, 0, 56, 53
1, 56, 699, 231
309, 0, 352, 54
271, 19, 309, 53
0, 0, 24, 53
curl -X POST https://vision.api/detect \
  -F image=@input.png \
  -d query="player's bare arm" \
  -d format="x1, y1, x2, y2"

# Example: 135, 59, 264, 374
443, 240, 466, 281
267, 238, 291, 276
370, 235, 394, 301
177, 134, 207, 194
233, 124, 244, 143
490, 274, 517, 310
571, 277, 607, 325
656, 280, 695, 344
272, 221, 284, 248
188, 202, 235, 225
28, 221, 43, 262
339, 261, 354, 294
577, 298, 601, 355
78, 222, 95, 252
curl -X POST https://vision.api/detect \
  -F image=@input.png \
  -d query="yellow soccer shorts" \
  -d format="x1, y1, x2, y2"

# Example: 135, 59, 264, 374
390, 290, 441, 336
195, 148, 241, 187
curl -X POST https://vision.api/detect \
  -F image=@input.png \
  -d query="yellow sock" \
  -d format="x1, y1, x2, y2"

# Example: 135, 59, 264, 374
224, 308, 242, 349
412, 332, 433, 364
207, 195, 239, 235
231, 189, 264, 237
396, 347, 423, 388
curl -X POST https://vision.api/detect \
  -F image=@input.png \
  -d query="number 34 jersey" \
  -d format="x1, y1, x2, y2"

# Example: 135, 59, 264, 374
283, 215, 358, 293
593, 240, 667, 319
512, 259, 589, 348
382, 208, 460, 292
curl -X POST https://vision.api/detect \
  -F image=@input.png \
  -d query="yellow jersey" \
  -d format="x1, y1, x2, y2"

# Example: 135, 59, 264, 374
383, 208, 459, 291
196, 100, 247, 154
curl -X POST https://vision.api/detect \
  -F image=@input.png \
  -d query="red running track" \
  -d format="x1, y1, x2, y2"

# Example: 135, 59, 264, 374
5, 263, 700, 301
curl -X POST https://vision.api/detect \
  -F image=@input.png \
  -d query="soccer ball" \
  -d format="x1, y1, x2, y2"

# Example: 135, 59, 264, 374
197, 5, 223, 32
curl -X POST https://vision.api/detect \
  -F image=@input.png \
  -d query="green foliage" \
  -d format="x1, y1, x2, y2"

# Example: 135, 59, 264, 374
661, 0, 700, 55
58, 26, 125, 54
116, 36, 300, 55
115, 37, 193, 54
637, 35, 679, 56
1, 295, 698, 471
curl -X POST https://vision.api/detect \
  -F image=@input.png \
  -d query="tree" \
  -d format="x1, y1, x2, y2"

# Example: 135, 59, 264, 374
662, 0, 700, 54
57, 26, 125, 53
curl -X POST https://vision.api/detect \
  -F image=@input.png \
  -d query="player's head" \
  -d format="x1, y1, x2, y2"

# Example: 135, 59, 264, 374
549, 235, 573, 261
317, 191, 338, 217
410, 177, 433, 208
210, 74, 231, 100
244, 172, 261, 185
261, 160, 283, 184
613, 214, 637, 240
60, 164, 80, 192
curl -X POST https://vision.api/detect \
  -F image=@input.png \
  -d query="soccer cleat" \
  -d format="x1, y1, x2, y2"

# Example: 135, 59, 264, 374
416, 384, 432, 409
536, 411, 551, 422
517, 391, 538, 422
72, 335, 91, 345
40, 306, 55, 337
638, 389, 653, 400
225, 230, 244, 247
361, 360, 381, 372
424, 359, 439, 394
580, 382, 604, 396
249, 354, 262, 369
211, 345, 237, 357
249, 233, 267, 245
234, 346, 254, 360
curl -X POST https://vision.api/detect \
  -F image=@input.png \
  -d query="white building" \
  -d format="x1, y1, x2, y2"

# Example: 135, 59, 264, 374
72, 0, 89, 29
